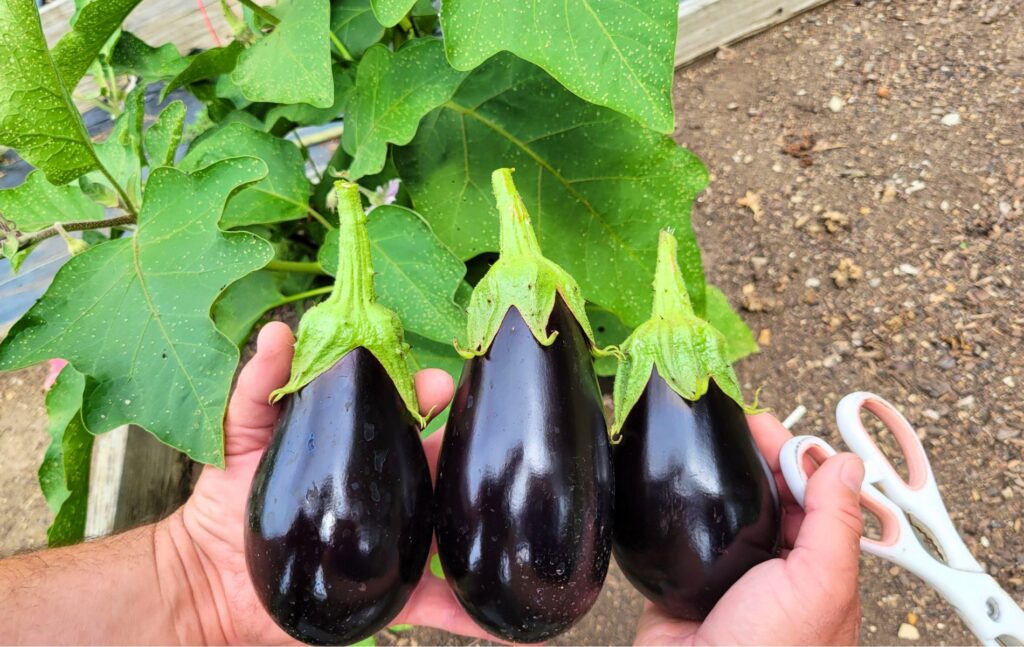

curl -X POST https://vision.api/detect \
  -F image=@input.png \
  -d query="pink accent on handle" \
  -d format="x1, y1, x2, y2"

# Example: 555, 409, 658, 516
860, 489, 902, 547
860, 396, 929, 491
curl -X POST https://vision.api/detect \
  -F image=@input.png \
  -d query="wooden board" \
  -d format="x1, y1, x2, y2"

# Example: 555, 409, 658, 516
676, 0, 834, 66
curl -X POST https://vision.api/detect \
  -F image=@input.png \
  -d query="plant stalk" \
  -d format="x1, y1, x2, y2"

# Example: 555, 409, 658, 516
651, 230, 694, 319
329, 181, 374, 308
8, 214, 136, 250
237, 0, 279, 25
492, 168, 543, 259
264, 259, 326, 274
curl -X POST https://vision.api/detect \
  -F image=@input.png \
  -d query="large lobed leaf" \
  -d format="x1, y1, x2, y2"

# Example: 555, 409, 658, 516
0, 0, 98, 184
370, 0, 415, 27
180, 123, 311, 228
232, 0, 334, 108
37, 365, 93, 546
705, 284, 759, 363
0, 158, 275, 466
394, 54, 708, 328
440, 0, 678, 133
342, 39, 467, 180
319, 205, 467, 345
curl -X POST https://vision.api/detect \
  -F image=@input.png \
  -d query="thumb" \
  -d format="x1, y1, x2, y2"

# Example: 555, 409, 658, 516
790, 452, 865, 580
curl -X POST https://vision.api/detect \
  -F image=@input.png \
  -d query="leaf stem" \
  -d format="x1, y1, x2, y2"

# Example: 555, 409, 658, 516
8, 214, 137, 250
272, 285, 333, 308
237, 0, 279, 25
328, 31, 354, 62
96, 164, 139, 216
264, 259, 326, 274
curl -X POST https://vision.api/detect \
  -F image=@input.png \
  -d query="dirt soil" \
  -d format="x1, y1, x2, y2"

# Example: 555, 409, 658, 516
1, 0, 1022, 644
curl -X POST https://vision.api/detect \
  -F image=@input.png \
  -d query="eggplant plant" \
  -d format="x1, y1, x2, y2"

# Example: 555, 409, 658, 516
0, 0, 757, 556
610, 230, 781, 621
245, 181, 432, 645
433, 168, 613, 642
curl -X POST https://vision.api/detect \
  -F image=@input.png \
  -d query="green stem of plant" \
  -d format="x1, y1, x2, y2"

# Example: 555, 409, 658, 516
11, 214, 137, 249
237, 0, 279, 25
265, 259, 326, 274
650, 230, 694, 319
492, 168, 542, 259
329, 181, 375, 306
96, 164, 139, 216
272, 285, 333, 308
399, 16, 416, 37
328, 31, 354, 62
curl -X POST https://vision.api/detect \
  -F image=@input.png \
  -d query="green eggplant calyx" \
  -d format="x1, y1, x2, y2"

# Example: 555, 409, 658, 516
270, 180, 426, 427
610, 230, 760, 441
459, 168, 605, 358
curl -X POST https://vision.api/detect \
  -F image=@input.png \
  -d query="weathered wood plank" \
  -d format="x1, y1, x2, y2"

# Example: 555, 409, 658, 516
676, 0, 834, 66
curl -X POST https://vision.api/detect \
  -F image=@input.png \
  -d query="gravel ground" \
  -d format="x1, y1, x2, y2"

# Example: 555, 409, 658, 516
1, 0, 1022, 644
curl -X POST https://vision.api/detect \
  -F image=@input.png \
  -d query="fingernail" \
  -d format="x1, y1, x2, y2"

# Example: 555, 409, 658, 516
839, 457, 865, 494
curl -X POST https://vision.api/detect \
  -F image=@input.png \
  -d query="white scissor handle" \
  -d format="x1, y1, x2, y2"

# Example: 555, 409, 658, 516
836, 392, 980, 571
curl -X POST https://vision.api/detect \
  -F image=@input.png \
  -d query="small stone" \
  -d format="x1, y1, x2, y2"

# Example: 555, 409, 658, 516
898, 263, 920, 276
758, 328, 772, 346
805, 277, 821, 288
1002, 487, 1014, 500
981, 536, 991, 548
907, 612, 918, 625
877, 86, 891, 99
941, 112, 962, 126
881, 184, 898, 203
1004, 376, 1016, 387
898, 623, 920, 641
737, 191, 764, 221
822, 210, 850, 232
906, 180, 927, 195
828, 96, 845, 113
831, 258, 864, 288
727, 102, 739, 111
869, 277, 882, 288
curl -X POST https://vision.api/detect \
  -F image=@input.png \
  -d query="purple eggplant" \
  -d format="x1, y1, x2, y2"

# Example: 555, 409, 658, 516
610, 230, 780, 620
245, 182, 431, 645
433, 169, 613, 642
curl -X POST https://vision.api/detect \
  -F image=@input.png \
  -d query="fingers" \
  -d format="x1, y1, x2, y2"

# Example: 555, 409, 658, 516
398, 576, 507, 643
415, 368, 454, 419
787, 452, 865, 585
746, 413, 792, 473
224, 322, 295, 456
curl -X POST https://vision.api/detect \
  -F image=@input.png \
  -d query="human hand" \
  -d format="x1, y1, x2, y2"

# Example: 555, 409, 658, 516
161, 322, 491, 644
634, 413, 866, 646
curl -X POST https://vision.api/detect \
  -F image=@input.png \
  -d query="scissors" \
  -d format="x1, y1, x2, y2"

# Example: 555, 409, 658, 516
780, 391, 1024, 646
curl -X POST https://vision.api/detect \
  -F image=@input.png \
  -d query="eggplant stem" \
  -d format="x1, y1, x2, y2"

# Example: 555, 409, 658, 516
329, 181, 375, 310
492, 168, 543, 259
651, 230, 695, 320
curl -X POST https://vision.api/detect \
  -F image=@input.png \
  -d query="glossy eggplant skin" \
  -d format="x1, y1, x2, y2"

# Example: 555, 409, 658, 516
434, 299, 613, 643
613, 371, 781, 620
245, 348, 432, 646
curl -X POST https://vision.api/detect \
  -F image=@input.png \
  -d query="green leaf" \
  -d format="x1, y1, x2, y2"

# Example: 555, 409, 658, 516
232, 0, 334, 108
0, 170, 103, 233
394, 54, 708, 328
212, 270, 287, 347
342, 39, 467, 180
0, 0, 99, 184
51, 0, 144, 88
38, 365, 93, 547
144, 100, 187, 168
705, 284, 759, 363
264, 66, 353, 131
90, 86, 145, 205
180, 123, 311, 228
319, 204, 466, 344
110, 31, 187, 82
159, 41, 244, 102
370, 0, 415, 26
331, 0, 385, 58
440, 0, 677, 133
0, 158, 275, 466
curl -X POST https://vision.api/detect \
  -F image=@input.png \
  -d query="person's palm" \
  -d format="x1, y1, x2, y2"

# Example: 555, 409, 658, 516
634, 414, 866, 646
177, 322, 490, 644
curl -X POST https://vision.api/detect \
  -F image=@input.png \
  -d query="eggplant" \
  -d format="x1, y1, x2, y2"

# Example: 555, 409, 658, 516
433, 169, 613, 642
610, 230, 780, 621
245, 181, 432, 645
